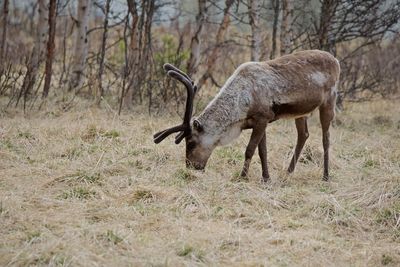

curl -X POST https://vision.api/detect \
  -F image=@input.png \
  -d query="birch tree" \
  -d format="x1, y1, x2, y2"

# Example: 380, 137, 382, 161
270, 0, 279, 59
69, 0, 92, 92
0, 0, 9, 72
280, 0, 292, 55
317, 0, 338, 52
96, 0, 111, 105
122, 0, 139, 108
36, 0, 49, 64
42, 0, 57, 98
186, 0, 207, 76
123, 0, 156, 109
127, 0, 139, 52
18, 0, 48, 107
197, 0, 235, 89
248, 0, 262, 61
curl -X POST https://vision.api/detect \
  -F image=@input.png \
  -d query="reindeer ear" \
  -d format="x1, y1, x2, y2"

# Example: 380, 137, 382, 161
193, 119, 203, 132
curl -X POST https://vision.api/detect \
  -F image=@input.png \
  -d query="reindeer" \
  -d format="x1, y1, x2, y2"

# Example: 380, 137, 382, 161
154, 50, 340, 182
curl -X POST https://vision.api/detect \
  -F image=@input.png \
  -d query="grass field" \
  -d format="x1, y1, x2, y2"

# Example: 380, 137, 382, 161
1, 100, 399, 266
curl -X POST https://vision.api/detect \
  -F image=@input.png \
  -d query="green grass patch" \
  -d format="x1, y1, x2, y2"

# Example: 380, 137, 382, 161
60, 187, 96, 200
76, 172, 102, 184
177, 244, 205, 262
82, 125, 120, 140
381, 254, 394, 265
174, 168, 197, 182
102, 130, 120, 138
26, 231, 41, 242
105, 230, 123, 245
216, 147, 244, 165
363, 158, 380, 168
376, 203, 400, 227
130, 189, 154, 204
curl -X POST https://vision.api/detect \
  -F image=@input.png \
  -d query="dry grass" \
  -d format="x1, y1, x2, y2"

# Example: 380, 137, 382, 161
0, 100, 399, 266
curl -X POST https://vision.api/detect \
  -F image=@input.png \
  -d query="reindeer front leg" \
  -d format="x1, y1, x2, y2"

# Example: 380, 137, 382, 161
287, 117, 309, 173
240, 120, 268, 181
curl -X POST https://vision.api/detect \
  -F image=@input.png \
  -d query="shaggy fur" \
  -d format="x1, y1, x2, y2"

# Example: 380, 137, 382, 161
187, 50, 340, 180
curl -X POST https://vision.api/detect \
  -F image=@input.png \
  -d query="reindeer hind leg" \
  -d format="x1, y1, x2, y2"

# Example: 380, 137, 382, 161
319, 102, 335, 181
258, 131, 270, 182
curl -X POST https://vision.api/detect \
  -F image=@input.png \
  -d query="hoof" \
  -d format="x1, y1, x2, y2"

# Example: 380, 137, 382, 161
261, 176, 270, 183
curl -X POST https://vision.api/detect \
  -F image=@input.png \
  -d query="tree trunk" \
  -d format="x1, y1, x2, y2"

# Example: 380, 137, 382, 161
318, 0, 338, 52
119, 12, 130, 115
280, 0, 292, 55
96, 0, 111, 105
69, 0, 92, 92
248, 0, 262, 61
143, 0, 155, 112
127, 0, 139, 52
42, 0, 57, 98
270, 0, 279, 59
0, 0, 9, 72
37, 0, 48, 64
197, 0, 234, 89
186, 0, 207, 76
123, 0, 139, 109
17, 0, 48, 107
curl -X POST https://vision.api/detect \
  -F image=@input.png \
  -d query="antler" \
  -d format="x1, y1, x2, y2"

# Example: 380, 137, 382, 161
153, 64, 197, 144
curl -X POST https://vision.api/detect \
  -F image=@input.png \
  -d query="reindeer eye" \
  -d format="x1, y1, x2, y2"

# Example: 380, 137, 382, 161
193, 120, 203, 132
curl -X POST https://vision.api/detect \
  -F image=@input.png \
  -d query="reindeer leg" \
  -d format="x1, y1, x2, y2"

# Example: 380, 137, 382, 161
258, 131, 270, 182
319, 103, 335, 181
240, 120, 268, 179
287, 117, 309, 173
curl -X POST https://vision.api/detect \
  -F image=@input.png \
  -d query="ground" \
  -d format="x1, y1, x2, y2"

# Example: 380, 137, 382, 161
0, 100, 399, 266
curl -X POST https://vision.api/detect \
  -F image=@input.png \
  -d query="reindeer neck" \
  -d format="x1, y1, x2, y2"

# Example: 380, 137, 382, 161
196, 73, 253, 136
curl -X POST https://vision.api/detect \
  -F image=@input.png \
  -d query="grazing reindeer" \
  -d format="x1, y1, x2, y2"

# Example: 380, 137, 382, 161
154, 50, 340, 181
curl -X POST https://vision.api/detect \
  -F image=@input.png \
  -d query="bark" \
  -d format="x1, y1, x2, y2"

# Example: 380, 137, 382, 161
270, 0, 279, 59
69, 0, 92, 91
119, 13, 130, 115
280, 0, 292, 55
197, 0, 234, 89
123, 0, 156, 109
248, 0, 262, 61
318, 0, 338, 52
0, 0, 9, 71
42, 0, 57, 98
58, 16, 68, 88
143, 0, 155, 113
127, 0, 139, 52
96, 0, 111, 105
17, 0, 48, 107
37, 0, 48, 63
186, 0, 207, 76
123, 0, 139, 109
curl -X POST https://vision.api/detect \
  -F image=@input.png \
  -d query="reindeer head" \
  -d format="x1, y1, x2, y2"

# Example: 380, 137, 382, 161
153, 64, 214, 170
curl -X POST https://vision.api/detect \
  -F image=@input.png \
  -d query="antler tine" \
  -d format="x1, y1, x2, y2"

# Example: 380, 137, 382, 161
163, 63, 198, 96
163, 63, 194, 85
153, 124, 186, 144
167, 70, 195, 127
153, 69, 196, 144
